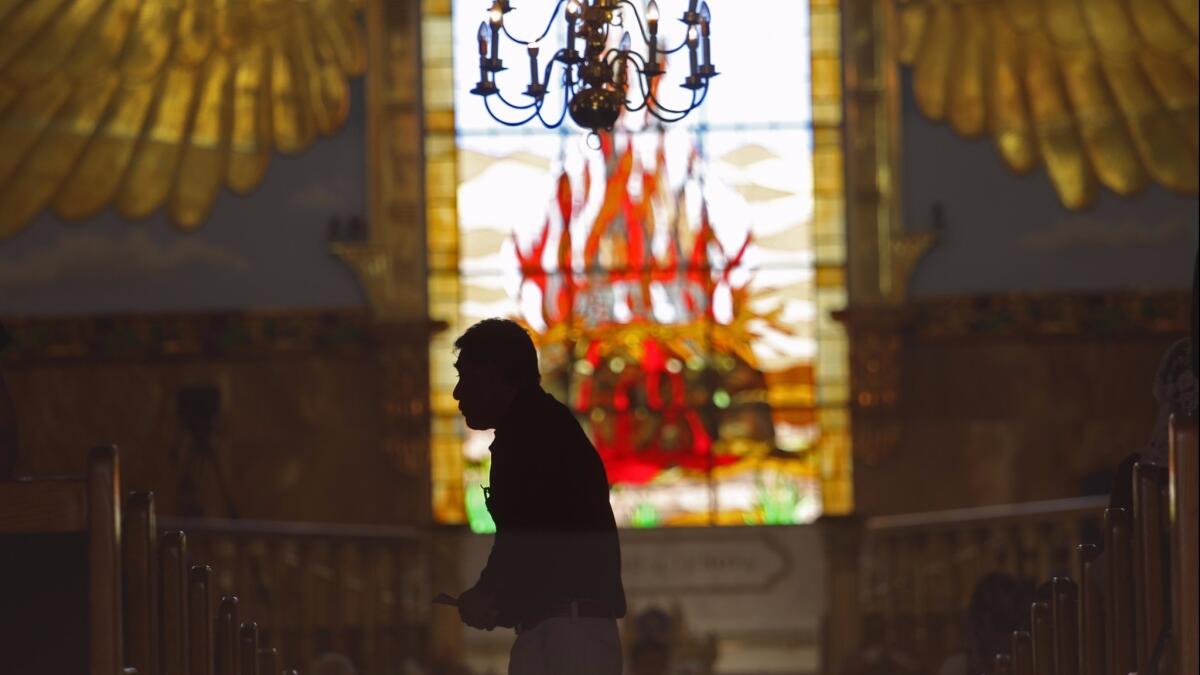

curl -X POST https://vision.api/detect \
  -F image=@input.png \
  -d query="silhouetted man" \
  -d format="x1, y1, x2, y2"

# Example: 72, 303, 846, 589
453, 318, 625, 675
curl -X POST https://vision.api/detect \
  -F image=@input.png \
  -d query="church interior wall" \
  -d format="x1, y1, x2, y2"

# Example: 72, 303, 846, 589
852, 295, 1190, 516
843, 69, 1198, 517
0, 311, 432, 526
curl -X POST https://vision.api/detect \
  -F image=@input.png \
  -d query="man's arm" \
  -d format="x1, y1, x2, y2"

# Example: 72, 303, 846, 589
473, 532, 508, 593
460, 531, 506, 629
458, 583, 498, 630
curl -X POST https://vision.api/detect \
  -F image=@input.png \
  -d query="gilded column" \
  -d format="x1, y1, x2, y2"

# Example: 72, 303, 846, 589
839, 0, 932, 478
333, 0, 439, 660
819, 515, 864, 674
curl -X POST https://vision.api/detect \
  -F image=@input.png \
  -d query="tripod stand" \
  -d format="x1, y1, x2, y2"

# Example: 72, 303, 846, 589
174, 385, 270, 602
175, 385, 239, 519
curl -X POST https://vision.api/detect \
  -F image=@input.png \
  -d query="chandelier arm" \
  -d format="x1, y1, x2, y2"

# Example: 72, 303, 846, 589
635, 69, 701, 116
484, 96, 544, 126
565, 63, 587, 95
543, 50, 567, 89
621, 61, 658, 114
640, 77, 694, 122
500, 0, 567, 46
604, 49, 627, 69
645, 104, 693, 124
623, 87, 651, 114
552, 49, 580, 89
660, 38, 691, 55
497, 89, 541, 109
646, 92, 698, 121
537, 85, 572, 129
623, 49, 649, 69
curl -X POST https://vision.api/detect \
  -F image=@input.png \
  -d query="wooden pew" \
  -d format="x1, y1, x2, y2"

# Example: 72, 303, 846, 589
124, 492, 161, 675
257, 647, 280, 675
1049, 577, 1078, 675
895, 418, 1195, 674
2, 445, 303, 675
216, 596, 241, 675
1030, 598, 1052, 675
162, 531, 189, 675
1170, 415, 1197, 675
133, 494, 294, 675
1103, 507, 1135, 675
190, 565, 216, 675
985, 455, 1188, 674
1011, 630, 1033, 675
1076, 543, 1105, 675
1132, 463, 1169, 666
240, 623, 260, 675
0, 446, 122, 675
132, 497, 291, 675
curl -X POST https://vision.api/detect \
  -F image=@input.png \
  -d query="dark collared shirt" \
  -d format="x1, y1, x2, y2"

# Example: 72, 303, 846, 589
475, 386, 626, 627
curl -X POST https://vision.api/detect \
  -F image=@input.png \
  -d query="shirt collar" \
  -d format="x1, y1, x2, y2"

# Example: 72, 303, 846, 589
491, 385, 542, 449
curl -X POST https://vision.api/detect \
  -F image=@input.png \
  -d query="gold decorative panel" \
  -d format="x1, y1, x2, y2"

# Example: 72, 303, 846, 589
896, 0, 1199, 209
0, 0, 365, 236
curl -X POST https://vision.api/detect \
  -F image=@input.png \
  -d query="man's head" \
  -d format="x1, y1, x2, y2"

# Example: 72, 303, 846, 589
452, 318, 539, 430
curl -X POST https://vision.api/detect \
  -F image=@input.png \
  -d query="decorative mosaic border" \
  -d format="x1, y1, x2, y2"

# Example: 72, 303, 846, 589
0, 310, 378, 362
908, 290, 1191, 339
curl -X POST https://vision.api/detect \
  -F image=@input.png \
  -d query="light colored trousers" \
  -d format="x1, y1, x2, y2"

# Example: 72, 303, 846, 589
508, 617, 622, 675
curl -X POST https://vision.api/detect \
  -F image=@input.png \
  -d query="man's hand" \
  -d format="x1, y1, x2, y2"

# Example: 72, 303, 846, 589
458, 585, 499, 630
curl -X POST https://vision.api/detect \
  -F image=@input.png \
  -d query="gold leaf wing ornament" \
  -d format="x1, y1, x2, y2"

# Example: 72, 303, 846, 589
0, 0, 365, 237
897, 0, 1198, 209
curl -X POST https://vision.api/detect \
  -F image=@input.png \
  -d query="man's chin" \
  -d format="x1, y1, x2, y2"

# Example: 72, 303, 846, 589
462, 415, 490, 431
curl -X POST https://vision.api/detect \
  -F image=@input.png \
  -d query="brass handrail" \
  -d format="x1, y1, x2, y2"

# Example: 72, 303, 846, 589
866, 495, 1108, 533
158, 516, 421, 541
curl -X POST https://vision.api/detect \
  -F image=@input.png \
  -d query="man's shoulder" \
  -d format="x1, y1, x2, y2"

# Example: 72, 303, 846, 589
528, 388, 572, 419
527, 390, 592, 443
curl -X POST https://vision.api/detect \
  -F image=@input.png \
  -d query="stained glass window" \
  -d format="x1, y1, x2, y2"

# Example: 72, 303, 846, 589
424, 0, 850, 529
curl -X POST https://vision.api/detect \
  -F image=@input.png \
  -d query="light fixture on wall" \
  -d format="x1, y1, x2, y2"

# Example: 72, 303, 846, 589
471, 0, 716, 131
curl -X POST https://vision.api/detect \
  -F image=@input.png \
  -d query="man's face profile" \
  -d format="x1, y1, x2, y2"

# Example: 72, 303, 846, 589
452, 358, 516, 430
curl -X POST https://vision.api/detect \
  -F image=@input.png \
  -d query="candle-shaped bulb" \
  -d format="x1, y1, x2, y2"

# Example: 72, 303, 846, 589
686, 23, 699, 78
615, 32, 630, 88
477, 21, 489, 55
646, 2, 660, 74
565, 0, 581, 59
699, 2, 712, 70
489, 2, 504, 26
527, 40, 541, 93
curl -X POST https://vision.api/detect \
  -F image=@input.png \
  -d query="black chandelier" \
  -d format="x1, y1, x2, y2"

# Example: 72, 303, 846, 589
470, 0, 717, 132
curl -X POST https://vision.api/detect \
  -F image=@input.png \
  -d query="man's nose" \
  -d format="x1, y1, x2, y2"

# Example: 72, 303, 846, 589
452, 382, 461, 400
